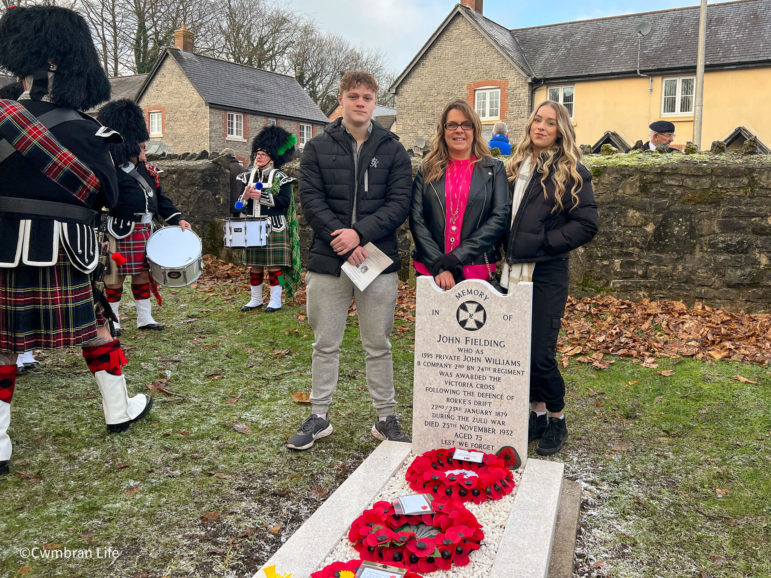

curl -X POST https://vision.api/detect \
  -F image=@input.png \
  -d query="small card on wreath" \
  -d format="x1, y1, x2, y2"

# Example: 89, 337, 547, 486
453, 448, 485, 463
393, 493, 434, 516
355, 561, 408, 577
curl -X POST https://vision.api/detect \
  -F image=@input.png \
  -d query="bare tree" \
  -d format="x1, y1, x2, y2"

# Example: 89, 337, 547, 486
216, 0, 298, 71
289, 22, 391, 112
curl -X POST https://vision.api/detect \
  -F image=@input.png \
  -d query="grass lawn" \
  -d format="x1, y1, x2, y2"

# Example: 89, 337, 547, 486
2, 272, 768, 577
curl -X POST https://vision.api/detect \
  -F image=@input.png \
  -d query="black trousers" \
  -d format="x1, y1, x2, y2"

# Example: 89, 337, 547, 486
530, 258, 569, 413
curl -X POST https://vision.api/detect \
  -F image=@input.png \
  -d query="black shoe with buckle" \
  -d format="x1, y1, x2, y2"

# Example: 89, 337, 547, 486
536, 416, 568, 456
240, 303, 263, 312
138, 323, 164, 331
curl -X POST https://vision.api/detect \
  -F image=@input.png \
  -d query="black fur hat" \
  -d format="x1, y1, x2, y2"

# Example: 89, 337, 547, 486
0, 6, 110, 110
97, 99, 150, 166
251, 125, 297, 168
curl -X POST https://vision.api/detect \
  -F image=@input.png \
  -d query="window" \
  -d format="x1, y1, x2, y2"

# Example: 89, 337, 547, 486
299, 124, 312, 147
662, 77, 694, 115
227, 112, 244, 139
149, 111, 162, 137
474, 88, 500, 120
547, 86, 574, 117
267, 118, 276, 127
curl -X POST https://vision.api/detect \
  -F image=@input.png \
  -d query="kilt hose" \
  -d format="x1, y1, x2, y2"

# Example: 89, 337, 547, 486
0, 259, 105, 352
242, 225, 290, 268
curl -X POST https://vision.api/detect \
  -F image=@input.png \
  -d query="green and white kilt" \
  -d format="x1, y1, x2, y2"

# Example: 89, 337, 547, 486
242, 225, 290, 268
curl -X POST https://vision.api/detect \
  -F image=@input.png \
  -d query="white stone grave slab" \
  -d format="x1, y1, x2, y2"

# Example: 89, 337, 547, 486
412, 277, 532, 464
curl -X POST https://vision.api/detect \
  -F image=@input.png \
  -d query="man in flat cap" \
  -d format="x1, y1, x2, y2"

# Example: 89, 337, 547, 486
644, 120, 679, 152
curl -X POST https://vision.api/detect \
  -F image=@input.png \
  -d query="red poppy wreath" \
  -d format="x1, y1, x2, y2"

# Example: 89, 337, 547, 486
348, 499, 484, 573
311, 559, 424, 578
405, 448, 516, 504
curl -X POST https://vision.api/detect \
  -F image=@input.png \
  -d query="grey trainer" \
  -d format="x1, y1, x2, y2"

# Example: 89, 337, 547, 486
371, 415, 411, 443
287, 414, 333, 450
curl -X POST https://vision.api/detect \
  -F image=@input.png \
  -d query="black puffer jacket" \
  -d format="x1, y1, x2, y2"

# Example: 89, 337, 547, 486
410, 156, 510, 276
505, 162, 598, 263
300, 118, 412, 275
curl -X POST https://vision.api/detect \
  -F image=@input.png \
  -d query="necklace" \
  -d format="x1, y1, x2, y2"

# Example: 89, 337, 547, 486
445, 158, 473, 248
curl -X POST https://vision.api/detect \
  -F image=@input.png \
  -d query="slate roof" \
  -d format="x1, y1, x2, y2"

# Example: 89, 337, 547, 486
109, 74, 147, 101
393, 0, 769, 88
138, 48, 328, 124
513, 0, 770, 81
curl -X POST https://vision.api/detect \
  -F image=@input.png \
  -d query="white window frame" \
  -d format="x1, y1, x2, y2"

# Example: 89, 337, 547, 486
547, 86, 574, 117
267, 118, 277, 127
661, 76, 695, 116
474, 87, 500, 121
149, 111, 162, 137
299, 123, 312, 147
226, 112, 244, 139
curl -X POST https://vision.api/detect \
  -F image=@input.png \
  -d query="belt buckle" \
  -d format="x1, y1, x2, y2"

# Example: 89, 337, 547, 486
140, 213, 153, 224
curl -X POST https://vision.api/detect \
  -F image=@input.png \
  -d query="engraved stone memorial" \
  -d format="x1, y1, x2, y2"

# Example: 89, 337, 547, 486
412, 277, 532, 464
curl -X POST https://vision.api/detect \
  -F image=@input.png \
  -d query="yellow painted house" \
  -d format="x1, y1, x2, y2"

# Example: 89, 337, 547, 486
392, 0, 771, 153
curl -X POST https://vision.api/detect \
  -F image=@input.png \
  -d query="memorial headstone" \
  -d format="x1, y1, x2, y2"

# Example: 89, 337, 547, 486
412, 277, 532, 464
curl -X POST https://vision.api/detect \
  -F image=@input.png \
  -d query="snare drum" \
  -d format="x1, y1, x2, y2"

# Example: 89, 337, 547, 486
223, 217, 270, 248
146, 227, 204, 287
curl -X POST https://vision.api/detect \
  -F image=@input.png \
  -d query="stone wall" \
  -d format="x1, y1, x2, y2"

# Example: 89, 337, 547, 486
394, 13, 530, 153
208, 113, 325, 166
574, 153, 770, 313
150, 152, 771, 313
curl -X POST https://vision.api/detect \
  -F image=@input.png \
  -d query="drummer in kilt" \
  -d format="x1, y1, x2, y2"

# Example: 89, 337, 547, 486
0, 6, 153, 476
96, 99, 192, 334
237, 126, 302, 312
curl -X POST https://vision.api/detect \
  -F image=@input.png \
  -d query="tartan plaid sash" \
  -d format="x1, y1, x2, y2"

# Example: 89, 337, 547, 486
0, 99, 101, 203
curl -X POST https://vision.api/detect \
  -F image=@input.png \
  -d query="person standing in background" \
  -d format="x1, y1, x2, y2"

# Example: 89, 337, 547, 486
488, 121, 512, 156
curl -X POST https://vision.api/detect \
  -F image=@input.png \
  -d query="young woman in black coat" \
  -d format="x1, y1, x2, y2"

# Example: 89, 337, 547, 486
503, 101, 599, 456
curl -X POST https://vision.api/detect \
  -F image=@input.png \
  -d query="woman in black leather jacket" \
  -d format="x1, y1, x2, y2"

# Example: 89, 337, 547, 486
503, 100, 598, 456
410, 99, 510, 290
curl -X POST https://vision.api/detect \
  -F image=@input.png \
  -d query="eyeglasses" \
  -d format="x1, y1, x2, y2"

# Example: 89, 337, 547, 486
254, 151, 271, 158
657, 132, 675, 139
444, 121, 474, 131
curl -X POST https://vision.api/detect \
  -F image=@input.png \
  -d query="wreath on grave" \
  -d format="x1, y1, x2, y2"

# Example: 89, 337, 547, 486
311, 559, 424, 578
405, 448, 516, 504
348, 499, 484, 573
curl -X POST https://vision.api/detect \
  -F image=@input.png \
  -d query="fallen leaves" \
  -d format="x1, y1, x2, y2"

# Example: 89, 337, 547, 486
732, 375, 758, 384
292, 392, 310, 403
202, 511, 221, 522
559, 295, 770, 366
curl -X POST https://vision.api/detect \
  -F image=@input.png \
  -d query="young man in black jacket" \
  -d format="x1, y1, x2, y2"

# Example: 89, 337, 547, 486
288, 71, 412, 450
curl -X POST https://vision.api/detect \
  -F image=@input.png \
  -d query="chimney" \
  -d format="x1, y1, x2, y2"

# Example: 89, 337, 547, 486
173, 24, 194, 53
460, 0, 483, 13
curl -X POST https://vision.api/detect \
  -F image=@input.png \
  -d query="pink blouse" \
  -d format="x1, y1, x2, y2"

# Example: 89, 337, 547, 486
414, 157, 492, 281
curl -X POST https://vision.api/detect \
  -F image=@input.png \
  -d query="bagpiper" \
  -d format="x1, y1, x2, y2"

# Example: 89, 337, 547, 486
0, 6, 152, 477
97, 99, 192, 334
236, 126, 302, 312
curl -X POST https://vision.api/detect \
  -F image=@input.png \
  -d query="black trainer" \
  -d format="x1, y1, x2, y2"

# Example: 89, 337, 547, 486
528, 411, 547, 442
371, 415, 411, 443
536, 416, 568, 456
286, 414, 333, 450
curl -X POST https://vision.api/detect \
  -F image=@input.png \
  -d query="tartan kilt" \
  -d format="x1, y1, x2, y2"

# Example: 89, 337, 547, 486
242, 225, 290, 267
0, 257, 104, 352
107, 224, 151, 278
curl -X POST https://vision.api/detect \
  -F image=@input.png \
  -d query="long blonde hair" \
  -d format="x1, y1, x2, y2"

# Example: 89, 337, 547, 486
505, 100, 583, 213
421, 99, 490, 184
